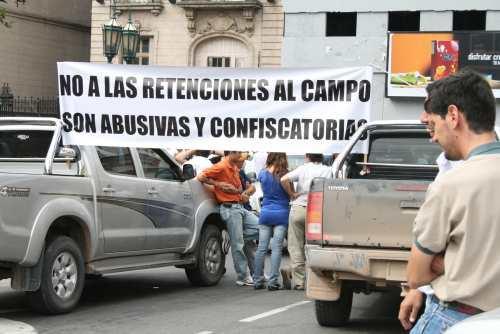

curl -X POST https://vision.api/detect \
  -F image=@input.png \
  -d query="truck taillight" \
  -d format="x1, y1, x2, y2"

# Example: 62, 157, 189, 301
306, 191, 323, 241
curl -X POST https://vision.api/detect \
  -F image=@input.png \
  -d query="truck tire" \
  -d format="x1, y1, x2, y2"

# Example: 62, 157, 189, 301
315, 286, 353, 327
185, 225, 225, 286
27, 236, 85, 314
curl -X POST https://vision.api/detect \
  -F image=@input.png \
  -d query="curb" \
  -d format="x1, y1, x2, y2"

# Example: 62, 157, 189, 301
0, 319, 37, 334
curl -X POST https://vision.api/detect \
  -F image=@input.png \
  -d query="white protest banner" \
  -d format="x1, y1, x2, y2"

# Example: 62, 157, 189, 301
57, 62, 372, 153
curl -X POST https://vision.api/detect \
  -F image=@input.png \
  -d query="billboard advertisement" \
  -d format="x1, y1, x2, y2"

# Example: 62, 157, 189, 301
387, 31, 500, 98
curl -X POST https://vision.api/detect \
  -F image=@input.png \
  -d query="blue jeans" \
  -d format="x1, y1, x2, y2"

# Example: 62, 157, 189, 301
410, 295, 471, 334
253, 224, 287, 286
220, 204, 259, 280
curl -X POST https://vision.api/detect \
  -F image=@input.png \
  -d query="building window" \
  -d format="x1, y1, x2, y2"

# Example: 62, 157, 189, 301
388, 11, 420, 32
453, 11, 486, 31
207, 57, 231, 67
127, 37, 151, 65
326, 12, 357, 37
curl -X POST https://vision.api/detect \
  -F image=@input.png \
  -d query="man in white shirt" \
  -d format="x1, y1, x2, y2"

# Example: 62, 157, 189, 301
280, 153, 333, 290
183, 150, 213, 176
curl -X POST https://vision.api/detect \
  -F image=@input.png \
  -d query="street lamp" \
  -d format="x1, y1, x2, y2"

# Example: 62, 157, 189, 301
102, 15, 122, 63
121, 12, 140, 64
102, 1, 140, 64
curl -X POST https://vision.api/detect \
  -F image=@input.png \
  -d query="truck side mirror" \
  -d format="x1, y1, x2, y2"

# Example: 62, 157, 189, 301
182, 164, 196, 179
56, 147, 77, 161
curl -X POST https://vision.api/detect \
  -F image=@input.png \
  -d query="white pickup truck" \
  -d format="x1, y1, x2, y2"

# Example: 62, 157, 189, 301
0, 117, 225, 314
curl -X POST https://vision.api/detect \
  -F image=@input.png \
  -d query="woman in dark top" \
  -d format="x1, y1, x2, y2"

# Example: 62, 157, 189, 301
253, 152, 291, 290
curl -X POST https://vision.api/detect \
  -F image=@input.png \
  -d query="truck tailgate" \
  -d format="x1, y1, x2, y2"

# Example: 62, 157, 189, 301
322, 178, 430, 248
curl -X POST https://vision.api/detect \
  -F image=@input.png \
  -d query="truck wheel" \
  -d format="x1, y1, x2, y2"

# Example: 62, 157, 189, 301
185, 225, 225, 286
315, 286, 353, 327
27, 236, 85, 314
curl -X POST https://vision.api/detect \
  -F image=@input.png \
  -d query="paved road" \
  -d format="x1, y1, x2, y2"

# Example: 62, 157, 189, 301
0, 258, 405, 334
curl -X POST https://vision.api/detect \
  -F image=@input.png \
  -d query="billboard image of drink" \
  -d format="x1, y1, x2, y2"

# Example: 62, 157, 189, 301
431, 40, 459, 81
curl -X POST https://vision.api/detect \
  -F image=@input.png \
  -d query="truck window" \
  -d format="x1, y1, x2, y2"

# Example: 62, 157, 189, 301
348, 132, 441, 181
96, 146, 136, 176
0, 130, 53, 158
369, 136, 440, 165
137, 148, 180, 181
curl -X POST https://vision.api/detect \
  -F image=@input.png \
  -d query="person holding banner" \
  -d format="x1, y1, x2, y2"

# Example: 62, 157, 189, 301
197, 151, 259, 286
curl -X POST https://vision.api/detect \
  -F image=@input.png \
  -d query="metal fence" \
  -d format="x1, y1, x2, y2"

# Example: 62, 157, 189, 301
0, 96, 59, 118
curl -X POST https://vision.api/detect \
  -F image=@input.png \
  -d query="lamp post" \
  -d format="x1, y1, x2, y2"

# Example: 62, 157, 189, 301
102, 10, 122, 63
121, 12, 140, 64
102, 0, 140, 64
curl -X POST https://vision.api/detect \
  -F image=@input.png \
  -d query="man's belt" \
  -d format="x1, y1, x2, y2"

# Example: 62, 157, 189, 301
221, 201, 240, 207
432, 295, 483, 315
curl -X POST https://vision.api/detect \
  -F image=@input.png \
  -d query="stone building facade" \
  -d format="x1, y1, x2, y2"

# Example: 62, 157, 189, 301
0, 0, 91, 97
90, 0, 283, 68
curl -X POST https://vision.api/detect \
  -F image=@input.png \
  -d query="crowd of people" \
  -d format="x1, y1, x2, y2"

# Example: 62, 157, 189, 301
173, 147, 333, 290
169, 69, 500, 333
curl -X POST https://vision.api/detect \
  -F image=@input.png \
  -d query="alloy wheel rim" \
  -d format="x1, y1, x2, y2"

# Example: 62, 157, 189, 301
204, 237, 221, 274
51, 251, 78, 299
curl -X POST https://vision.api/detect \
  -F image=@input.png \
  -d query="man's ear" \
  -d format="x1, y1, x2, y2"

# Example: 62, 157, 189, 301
446, 104, 461, 129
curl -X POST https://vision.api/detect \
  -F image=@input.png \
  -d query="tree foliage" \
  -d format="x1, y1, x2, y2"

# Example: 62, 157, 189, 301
1, 0, 8, 27
1, 0, 12, 28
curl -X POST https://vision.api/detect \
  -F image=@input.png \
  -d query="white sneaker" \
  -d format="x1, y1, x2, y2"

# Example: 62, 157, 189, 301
236, 276, 254, 286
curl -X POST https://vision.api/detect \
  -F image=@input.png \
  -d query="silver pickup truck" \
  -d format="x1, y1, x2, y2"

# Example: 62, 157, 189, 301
0, 117, 225, 314
305, 120, 443, 327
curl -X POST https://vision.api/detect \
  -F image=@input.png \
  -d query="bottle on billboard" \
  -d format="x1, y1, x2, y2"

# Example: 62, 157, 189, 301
431, 40, 459, 81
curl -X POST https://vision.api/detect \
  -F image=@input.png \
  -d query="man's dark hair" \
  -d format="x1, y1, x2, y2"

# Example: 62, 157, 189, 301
224, 151, 240, 156
425, 69, 496, 134
195, 150, 210, 158
306, 153, 323, 163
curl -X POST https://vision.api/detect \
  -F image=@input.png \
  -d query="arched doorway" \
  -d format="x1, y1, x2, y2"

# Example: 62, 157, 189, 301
192, 35, 253, 68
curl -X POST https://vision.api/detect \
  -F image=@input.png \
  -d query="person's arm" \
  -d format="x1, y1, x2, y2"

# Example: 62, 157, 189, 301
281, 168, 300, 199
398, 289, 424, 330
280, 178, 296, 200
198, 174, 240, 194
407, 245, 438, 288
240, 178, 255, 203
175, 149, 195, 164
197, 163, 240, 194
431, 254, 444, 275
244, 183, 256, 196
408, 182, 449, 288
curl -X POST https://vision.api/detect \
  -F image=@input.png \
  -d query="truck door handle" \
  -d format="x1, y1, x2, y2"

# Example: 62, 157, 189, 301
148, 188, 159, 195
102, 187, 115, 193
400, 200, 422, 209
